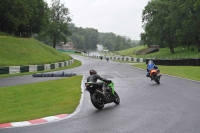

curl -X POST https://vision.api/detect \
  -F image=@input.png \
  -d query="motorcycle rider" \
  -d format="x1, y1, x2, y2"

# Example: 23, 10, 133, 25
146, 60, 159, 77
87, 69, 111, 94
106, 56, 109, 62
100, 56, 103, 60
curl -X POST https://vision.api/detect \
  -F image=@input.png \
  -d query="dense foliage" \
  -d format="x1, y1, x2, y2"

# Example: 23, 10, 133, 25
67, 24, 138, 51
141, 0, 200, 53
0, 35, 72, 66
0, 0, 72, 49
43, 0, 72, 48
99, 33, 132, 51
0, 0, 49, 37
67, 23, 99, 51
0, 0, 138, 51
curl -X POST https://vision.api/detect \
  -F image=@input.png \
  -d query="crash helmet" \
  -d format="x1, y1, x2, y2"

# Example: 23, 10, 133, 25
89, 69, 97, 75
148, 60, 153, 64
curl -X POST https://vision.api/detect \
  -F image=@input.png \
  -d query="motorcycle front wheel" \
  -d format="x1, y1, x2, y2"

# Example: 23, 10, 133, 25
91, 93, 104, 110
113, 91, 120, 105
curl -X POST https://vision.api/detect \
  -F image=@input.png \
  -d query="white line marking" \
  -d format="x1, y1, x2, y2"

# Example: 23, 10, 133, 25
11, 121, 31, 127
42, 116, 59, 122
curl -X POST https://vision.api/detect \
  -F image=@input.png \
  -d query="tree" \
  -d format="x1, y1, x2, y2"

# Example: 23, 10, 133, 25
68, 25, 100, 51
0, 0, 30, 33
142, 0, 176, 53
28, 0, 49, 34
0, 0, 49, 37
47, 0, 72, 48
180, 0, 200, 52
141, 0, 200, 53
99, 32, 133, 51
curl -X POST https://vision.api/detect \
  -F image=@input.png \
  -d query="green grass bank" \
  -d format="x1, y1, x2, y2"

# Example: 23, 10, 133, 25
106, 45, 200, 59
131, 63, 200, 81
0, 76, 83, 124
0, 35, 72, 66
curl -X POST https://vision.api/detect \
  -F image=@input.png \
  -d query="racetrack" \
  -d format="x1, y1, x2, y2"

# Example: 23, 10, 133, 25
1, 55, 200, 133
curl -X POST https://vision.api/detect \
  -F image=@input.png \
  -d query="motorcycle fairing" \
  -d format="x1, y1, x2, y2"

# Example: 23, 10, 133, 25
150, 69, 158, 77
107, 82, 114, 95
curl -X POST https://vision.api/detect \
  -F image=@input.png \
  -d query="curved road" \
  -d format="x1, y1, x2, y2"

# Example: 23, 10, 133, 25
1, 55, 200, 133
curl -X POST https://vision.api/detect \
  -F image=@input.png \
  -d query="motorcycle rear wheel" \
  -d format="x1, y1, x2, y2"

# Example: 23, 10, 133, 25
155, 75, 161, 84
91, 93, 104, 110
155, 79, 160, 84
152, 74, 160, 84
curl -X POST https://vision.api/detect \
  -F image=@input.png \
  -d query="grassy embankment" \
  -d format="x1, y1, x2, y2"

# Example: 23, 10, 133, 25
0, 75, 82, 124
131, 63, 200, 81
0, 35, 72, 66
99, 45, 147, 57
0, 34, 83, 78
0, 34, 83, 123
112, 45, 200, 59
111, 45, 200, 81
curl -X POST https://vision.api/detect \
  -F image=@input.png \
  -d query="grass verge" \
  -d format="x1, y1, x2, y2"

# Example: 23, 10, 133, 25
0, 75, 83, 124
131, 63, 200, 81
111, 45, 200, 59
0, 35, 72, 66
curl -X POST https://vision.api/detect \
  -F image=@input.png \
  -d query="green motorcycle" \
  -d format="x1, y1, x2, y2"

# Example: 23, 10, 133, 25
85, 81, 120, 110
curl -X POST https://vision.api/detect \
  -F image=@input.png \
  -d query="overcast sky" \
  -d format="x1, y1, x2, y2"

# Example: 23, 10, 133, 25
45, 0, 150, 40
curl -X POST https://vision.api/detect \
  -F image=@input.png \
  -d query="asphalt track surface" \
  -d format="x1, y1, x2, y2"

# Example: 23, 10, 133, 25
1, 55, 200, 133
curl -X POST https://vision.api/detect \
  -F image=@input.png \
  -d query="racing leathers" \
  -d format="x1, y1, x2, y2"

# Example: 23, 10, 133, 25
146, 63, 159, 77
87, 74, 111, 92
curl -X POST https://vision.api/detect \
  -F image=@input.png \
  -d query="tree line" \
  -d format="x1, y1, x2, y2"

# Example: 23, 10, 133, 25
141, 0, 200, 53
0, 0, 138, 51
67, 23, 99, 51
66, 24, 138, 51
0, 0, 72, 49
0, 0, 49, 37
98, 32, 133, 51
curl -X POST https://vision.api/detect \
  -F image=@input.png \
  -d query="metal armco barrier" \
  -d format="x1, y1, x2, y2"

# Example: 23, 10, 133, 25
37, 65, 45, 71
0, 59, 74, 75
0, 67, 9, 74
84, 53, 199, 66
146, 58, 200, 66
85, 54, 146, 63
20, 66, 29, 73
50, 64, 55, 69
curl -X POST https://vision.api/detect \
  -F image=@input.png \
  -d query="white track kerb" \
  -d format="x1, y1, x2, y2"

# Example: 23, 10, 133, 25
0, 59, 74, 75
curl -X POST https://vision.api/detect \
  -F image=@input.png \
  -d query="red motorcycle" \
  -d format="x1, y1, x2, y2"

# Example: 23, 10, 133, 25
149, 69, 161, 84
147, 60, 161, 84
